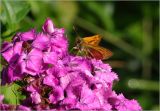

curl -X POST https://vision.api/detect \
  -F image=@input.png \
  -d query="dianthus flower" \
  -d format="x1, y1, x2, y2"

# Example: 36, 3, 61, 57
0, 18, 142, 110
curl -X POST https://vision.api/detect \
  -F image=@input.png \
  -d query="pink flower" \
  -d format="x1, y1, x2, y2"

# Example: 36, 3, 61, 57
0, 18, 142, 111
42, 18, 68, 57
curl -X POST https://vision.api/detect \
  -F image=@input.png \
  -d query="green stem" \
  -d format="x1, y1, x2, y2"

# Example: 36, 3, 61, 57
142, 18, 152, 79
127, 79, 159, 92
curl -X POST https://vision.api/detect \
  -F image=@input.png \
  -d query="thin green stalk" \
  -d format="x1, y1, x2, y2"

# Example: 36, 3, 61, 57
127, 79, 159, 92
142, 18, 153, 79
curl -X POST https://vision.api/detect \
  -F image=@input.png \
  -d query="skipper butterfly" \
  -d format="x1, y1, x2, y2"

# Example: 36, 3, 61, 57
74, 35, 113, 60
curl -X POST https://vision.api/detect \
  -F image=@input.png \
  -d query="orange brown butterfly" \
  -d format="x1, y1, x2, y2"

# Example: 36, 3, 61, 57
73, 34, 113, 60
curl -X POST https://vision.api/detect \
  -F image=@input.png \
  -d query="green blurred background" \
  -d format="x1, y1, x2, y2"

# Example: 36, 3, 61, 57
0, 0, 159, 110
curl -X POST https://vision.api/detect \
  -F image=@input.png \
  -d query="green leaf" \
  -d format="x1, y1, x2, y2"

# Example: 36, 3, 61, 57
14, 2, 30, 23
0, 83, 25, 105
1, 0, 16, 30
1, 0, 30, 34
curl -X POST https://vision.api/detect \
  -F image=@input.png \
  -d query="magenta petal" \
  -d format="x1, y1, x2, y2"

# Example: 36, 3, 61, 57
94, 71, 118, 88
46, 64, 68, 78
68, 56, 91, 72
120, 99, 142, 111
8, 42, 23, 67
0, 95, 4, 103
114, 94, 142, 111
42, 18, 55, 34
20, 29, 36, 41
101, 103, 112, 110
91, 59, 112, 72
27, 85, 37, 92
49, 86, 64, 104
1, 42, 13, 53
80, 85, 96, 104
32, 33, 50, 50
13, 41, 23, 55
19, 52, 38, 76
60, 98, 77, 110
64, 75, 85, 100
17, 105, 31, 111
0, 104, 10, 110
30, 92, 41, 104
49, 28, 68, 57
25, 49, 43, 74
54, 28, 65, 34
1, 64, 24, 85
61, 98, 77, 105
1, 42, 13, 62
43, 74, 59, 87
75, 84, 101, 110
60, 71, 80, 89
51, 36, 68, 50
108, 92, 142, 111
1, 41, 23, 64
1, 67, 13, 85
43, 51, 58, 64
18, 52, 29, 74
60, 74, 72, 89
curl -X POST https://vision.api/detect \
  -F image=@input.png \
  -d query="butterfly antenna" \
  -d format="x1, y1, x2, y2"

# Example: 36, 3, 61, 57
73, 26, 81, 38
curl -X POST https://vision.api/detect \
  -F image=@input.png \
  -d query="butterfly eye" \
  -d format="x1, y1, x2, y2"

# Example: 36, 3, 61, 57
76, 38, 82, 44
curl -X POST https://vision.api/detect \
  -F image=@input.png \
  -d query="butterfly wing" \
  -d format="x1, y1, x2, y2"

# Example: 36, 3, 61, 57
82, 35, 102, 46
87, 45, 113, 60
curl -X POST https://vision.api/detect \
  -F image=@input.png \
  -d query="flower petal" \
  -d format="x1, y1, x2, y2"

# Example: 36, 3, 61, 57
24, 49, 43, 75
30, 92, 41, 104
20, 29, 36, 41
32, 33, 50, 50
49, 86, 64, 104
43, 51, 58, 65
43, 74, 59, 87
1, 42, 13, 62
42, 18, 55, 34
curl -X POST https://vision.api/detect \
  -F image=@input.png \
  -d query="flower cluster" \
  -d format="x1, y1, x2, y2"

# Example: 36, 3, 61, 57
0, 18, 142, 110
